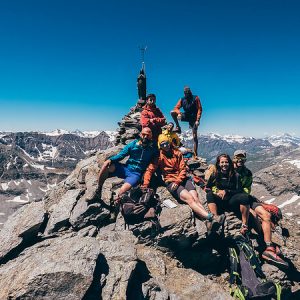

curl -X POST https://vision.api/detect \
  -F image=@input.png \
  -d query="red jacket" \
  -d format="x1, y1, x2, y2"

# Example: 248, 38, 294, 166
140, 105, 166, 141
143, 148, 187, 187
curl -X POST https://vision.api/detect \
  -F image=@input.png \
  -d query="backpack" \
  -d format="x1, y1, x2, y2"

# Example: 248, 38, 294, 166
120, 186, 161, 228
229, 235, 282, 300
181, 95, 198, 116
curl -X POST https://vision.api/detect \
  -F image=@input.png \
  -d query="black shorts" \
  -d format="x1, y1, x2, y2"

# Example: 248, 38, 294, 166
180, 112, 197, 128
167, 178, 195, 199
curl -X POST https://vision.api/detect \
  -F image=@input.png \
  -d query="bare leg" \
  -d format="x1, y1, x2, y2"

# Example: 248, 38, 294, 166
192, 126, 198, 157
98, 161, 116, 190
189, 190, 209, 218
240, 204, 250, 225
254, 206, 272, 243
180, 189, 208, 219
118, 182, 132, 197
170, 111, 181, 129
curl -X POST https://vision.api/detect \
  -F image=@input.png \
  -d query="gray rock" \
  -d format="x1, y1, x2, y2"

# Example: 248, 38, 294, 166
96, 230, 138, 300
44, 189, 83, 235
69, 200, 110, 230
0, 235, 101, 300
0, 201, 45, 261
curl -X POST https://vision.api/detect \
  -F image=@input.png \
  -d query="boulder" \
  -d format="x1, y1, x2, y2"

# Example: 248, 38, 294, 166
0, 201, 45, 261
0, 235, 101, 300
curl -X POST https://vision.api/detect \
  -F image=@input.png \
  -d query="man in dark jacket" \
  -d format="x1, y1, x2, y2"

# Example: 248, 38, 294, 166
97, 127, 158, 202
171, 86, 202, 157
140, 93, 166, 142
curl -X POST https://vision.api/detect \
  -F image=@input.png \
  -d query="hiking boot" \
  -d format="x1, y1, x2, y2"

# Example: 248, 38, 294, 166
240, 224, 249, 236
174, 126, 181, 134
206, 214, 226, 235
262, 246, 289, 269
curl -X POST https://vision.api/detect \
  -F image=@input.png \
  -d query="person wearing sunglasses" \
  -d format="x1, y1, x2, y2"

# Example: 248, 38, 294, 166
233, 150, 288, 268
140, 93, 166, 142
142, 134, 225, 233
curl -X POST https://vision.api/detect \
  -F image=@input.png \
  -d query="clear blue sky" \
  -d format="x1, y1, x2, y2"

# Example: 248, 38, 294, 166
0, 0, 299, 137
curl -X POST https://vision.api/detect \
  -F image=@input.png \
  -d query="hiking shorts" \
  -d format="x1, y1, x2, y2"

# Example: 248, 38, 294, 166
180, 112, 197, 129
110, 162, 141, 187
167, 178, 195, 199
206, 191, 251, 211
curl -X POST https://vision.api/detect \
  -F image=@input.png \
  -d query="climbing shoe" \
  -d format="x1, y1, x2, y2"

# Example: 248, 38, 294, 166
206, 214, 226, 235
262, 246, 289, 269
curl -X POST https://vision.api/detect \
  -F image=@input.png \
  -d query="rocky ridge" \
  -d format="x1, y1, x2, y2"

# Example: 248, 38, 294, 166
0, 119, 299, 299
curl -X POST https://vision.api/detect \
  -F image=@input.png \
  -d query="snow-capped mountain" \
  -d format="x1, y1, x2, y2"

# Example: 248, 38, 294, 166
267, 133, 300, 148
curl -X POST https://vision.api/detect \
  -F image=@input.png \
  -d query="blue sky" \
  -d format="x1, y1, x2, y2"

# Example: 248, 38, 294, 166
0, 0, 299, 137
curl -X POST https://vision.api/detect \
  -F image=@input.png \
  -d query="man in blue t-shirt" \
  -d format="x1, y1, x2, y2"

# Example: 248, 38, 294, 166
97, 127, 158, 201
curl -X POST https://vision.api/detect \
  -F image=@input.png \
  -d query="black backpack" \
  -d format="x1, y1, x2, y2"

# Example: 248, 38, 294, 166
120, 187, 161, 228
229, 235, 282, 300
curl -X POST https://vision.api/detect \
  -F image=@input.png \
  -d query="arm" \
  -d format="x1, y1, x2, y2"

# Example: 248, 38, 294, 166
143, 156, 159, 187
173, 99, 182, 115
152, 108, 166, 126
206, 174, 219, 194
242, 169, 253, 194
109, 141, 133, 162
140, 110, 150, 127
195, 96, 203, 122
174, 152, 187, 185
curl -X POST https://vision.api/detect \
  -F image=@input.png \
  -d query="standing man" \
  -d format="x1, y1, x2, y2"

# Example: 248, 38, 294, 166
141, 93, 166, 142
171, 86, 202, 158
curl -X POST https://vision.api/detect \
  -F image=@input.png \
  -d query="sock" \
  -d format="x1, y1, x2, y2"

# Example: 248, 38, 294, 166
266, 242, 272, 247
207, 212, 213, 221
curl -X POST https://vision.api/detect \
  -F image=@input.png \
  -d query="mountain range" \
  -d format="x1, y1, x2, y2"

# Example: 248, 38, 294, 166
0, 130, 299, 226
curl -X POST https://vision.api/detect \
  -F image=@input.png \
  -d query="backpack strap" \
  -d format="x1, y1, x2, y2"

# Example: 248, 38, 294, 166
274, 282, 282, 300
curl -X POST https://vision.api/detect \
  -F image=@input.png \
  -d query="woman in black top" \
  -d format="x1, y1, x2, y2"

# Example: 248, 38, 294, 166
206, 154, 251, 234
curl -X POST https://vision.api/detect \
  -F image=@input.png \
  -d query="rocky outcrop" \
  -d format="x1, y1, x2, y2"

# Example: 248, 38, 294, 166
0, 144, 299, 299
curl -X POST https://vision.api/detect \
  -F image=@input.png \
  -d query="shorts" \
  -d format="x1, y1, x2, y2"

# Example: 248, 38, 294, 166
180, 112, 197, 128
110, 162, 141, 187
167, 178, 195, 199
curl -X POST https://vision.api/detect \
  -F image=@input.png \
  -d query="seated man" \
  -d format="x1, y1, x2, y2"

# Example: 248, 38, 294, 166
97, 127, 158, 201
170, 86, 202, 157
141, 93, 166, 142
233, 150, 288, 268
206, 154, 250, 235
142, 134, 224, 233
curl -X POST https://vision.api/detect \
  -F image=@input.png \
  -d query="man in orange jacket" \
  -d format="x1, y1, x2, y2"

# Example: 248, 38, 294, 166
140, 93, 166, 142
171, 86, 202, 157
142, 134, 224, 233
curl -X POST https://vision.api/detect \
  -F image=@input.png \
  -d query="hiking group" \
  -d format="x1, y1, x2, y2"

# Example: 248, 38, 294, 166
97, 85, 289, 272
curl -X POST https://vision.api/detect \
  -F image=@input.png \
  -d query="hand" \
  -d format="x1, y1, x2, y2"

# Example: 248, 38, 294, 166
170, 183, 178, 191
177, 114, 182, 121
140, 184, 148, 190
104, 159, 112, 168
217, 190, 226, 199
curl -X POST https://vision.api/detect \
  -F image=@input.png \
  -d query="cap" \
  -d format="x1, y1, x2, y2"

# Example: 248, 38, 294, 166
234, 150, 246, 157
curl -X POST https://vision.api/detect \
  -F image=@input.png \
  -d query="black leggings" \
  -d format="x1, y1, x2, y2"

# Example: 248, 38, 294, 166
206, 191, 250, 210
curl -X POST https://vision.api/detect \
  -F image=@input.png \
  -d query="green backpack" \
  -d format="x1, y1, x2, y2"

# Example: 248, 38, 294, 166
229, 235, 282, 300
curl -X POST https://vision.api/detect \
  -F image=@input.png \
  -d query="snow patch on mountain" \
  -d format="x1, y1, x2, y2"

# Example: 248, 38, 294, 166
268, 133, 300, 147
287, 159, 300, 169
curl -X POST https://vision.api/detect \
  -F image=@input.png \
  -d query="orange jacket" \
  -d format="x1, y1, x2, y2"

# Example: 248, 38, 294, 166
173, 95, 202, 122
143, 148, 187, 186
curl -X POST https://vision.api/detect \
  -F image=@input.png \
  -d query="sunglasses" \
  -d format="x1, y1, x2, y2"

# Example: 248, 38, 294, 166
160, 141, 170, 148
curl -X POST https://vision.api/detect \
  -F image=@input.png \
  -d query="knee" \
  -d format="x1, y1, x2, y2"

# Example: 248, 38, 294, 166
184, 194, 195, 205
259, 210, 271, 222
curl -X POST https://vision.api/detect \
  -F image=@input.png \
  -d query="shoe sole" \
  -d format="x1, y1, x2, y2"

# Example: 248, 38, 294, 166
262, 254, 289, 269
